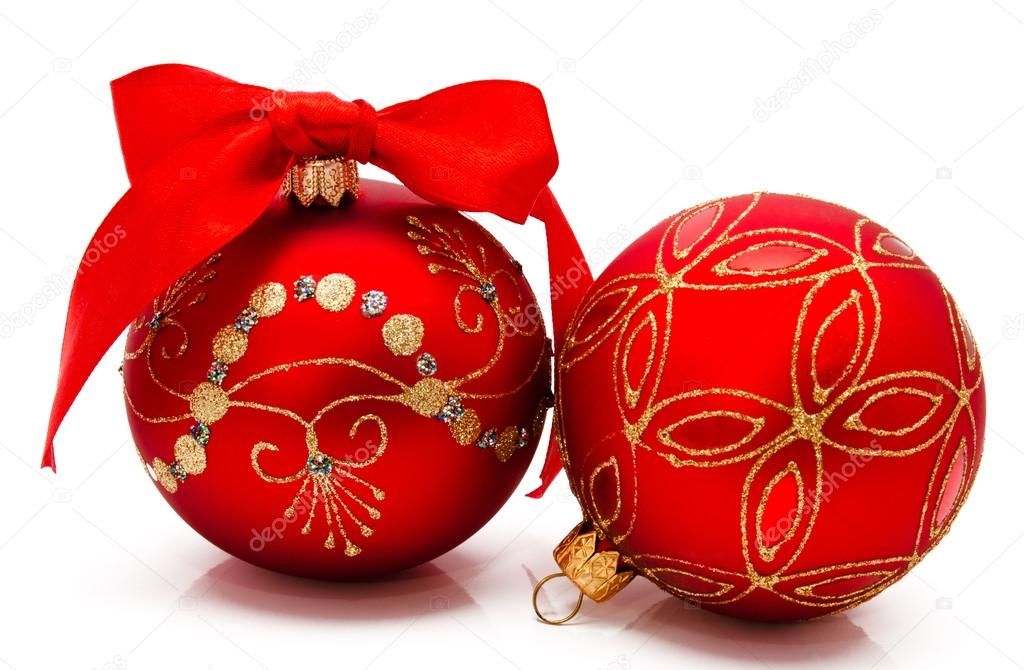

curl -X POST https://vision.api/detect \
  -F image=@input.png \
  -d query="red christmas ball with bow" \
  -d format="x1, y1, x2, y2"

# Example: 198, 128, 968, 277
43, 66, 593, 580
550, 193, 984, 621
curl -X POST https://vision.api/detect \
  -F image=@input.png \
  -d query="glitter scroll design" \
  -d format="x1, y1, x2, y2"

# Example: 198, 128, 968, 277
124, 215, 546, 554
556, 193, 983, 612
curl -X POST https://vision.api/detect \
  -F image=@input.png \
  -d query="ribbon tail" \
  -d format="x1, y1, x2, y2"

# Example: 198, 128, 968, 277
526, 188, 592, 498
42, 123, 290, 470
528, 430, 568, 499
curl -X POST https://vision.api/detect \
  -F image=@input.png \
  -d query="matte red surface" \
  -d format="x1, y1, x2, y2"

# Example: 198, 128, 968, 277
123, 180, 549, 579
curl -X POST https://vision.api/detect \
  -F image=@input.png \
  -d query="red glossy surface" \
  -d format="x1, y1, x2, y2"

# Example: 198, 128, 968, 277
557, 193, 984, 620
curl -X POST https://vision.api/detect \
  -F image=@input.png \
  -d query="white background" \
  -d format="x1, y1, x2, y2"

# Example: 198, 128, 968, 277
1, 1, 1021, 668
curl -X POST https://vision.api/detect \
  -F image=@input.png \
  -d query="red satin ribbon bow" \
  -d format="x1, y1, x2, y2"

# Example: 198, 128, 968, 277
42, 64, 585, 496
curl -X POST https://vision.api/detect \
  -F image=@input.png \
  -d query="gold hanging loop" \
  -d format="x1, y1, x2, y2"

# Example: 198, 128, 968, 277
532, 573, 585, 625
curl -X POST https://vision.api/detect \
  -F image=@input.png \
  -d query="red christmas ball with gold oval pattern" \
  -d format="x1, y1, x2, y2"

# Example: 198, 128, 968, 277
555, 193, 984, 621
123, 178, 550, 579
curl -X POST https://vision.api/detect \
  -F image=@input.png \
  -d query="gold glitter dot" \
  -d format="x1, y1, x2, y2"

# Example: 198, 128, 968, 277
495, 427, 519, 463
382, 314, 424, 356
190, 382, 229, 424
316, 273, 356, 312
403, 378, 451, 416
152, 458, 178, 493
174, 435, 206, 475
212, 326, 247, 363
452, 408, 481, 446
249, 282, 287, 317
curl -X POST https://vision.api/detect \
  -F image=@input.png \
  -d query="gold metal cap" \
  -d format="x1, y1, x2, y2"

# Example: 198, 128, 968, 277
282, 156, 360, 207
532, 520, 635, 624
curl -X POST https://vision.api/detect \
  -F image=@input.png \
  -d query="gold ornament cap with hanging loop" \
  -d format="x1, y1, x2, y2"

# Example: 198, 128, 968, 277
532, 520, 635, 624
282, 155, 360, 207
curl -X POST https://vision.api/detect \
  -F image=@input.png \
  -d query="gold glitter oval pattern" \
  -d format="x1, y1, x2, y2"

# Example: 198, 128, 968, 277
212, 326, 248, 363
452, 408, 481, 446
249, 282, 287, 317
152, 457, 178, 493
189, 382, 229, 424
403, 378, 451, 416
316, 273, 356, 312
382, 314, 424, 356
174, 435, 207, 474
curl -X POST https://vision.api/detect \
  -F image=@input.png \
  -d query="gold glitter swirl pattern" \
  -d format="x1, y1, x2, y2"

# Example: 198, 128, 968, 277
124, 213, 549, 555
250, 414, 387, 555
123, 253, 221, 400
